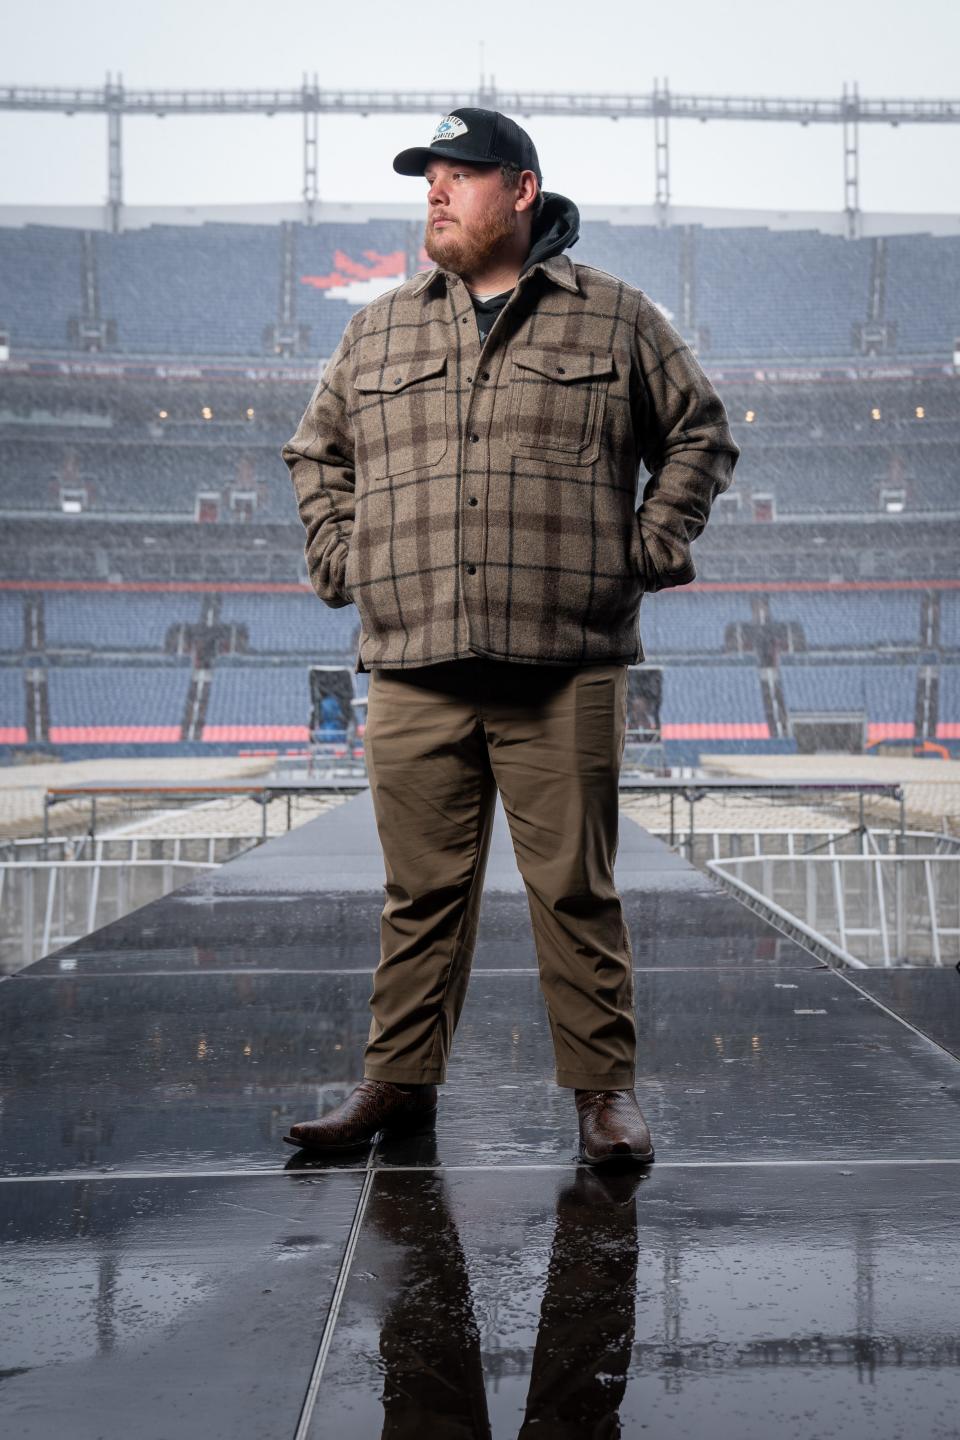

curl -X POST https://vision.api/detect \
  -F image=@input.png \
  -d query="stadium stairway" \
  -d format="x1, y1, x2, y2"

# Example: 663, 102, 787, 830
2, 790, 959, 1436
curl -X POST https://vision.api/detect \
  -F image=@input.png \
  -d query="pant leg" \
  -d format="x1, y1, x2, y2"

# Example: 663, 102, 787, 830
362, 662, 497, 1085
479, 660, 636, 1090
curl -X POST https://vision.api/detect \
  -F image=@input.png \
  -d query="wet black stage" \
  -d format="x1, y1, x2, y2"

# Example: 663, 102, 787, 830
2, 792, 959, 1439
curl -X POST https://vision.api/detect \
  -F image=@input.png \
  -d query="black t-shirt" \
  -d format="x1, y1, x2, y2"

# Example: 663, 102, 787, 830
469, 286, 514, 346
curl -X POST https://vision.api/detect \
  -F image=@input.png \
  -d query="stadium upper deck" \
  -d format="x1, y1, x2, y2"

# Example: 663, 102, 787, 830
1, 203, 959, 366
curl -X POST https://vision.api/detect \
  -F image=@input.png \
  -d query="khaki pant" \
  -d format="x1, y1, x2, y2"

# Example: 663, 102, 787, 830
361, 658, 637, 1090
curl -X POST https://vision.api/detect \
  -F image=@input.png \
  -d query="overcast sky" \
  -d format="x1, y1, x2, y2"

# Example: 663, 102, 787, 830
2, 0, 959, 216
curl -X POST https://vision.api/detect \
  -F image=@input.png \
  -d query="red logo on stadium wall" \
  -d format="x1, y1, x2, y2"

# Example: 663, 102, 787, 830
300, 246, 435, 296
300, 249, 404, 290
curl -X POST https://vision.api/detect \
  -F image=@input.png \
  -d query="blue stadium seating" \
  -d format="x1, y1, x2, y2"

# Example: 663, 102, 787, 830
1, 217, 958, 360
6, 420, 957, 521
95, 223, 280, 358
939, 594, 960, 650
0, 226, 82, 350
204, 665, 311, 727
5, 586, 959, 752
0, 436, 298, 521
14, 587, 941, 667
694, 227, 872, 358
218, 592, 345, 652
641, 591, 753, 654
769, 591, 921, 648
780, 661, 917, 720
46, 664, 192, 729
578, 222, 684, 317
660, 663, 768, 724
938, 664, 960, 734
0, 669, 24, 733
732, 436, 959, 516
0, 595, 23, 652
885, 234, 960, 355
44, 593, 201, 649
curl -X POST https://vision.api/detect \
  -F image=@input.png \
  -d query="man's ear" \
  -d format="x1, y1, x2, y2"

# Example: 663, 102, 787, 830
515, 171, 539, 214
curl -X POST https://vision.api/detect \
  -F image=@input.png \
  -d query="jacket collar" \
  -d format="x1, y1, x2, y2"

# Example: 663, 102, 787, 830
410, 251, 580, 299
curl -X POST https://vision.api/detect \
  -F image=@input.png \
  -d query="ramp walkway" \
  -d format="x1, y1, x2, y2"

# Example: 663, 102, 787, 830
2, 789, 959, 1438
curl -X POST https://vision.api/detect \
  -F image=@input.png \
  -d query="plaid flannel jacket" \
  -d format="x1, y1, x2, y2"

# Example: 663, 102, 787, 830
281, 251, 740, 674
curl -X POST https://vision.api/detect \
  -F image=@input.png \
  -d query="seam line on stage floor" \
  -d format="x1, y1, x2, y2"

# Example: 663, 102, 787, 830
825, 965, 960, 1061
4, 1158, 960, 1183
9, 964, 833, 979
293, 1151, 376, 1440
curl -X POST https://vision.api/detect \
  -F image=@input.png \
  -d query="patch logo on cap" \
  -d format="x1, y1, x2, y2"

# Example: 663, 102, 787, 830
431, 115, 469, 143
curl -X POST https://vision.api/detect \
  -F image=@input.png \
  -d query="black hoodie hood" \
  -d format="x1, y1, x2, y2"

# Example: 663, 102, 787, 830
519, 189, 581, 277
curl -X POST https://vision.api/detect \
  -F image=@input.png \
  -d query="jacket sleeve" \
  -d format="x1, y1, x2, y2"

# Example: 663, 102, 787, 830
280, 314, 361, 608
632, 293, 740, 591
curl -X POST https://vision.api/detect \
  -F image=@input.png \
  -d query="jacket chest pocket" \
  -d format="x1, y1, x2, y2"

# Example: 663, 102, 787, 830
508, 346, 616, 466
353, 353, 449, 481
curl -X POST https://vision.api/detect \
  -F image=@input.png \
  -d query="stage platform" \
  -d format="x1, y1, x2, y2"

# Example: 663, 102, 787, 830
2, 789, 959, 1438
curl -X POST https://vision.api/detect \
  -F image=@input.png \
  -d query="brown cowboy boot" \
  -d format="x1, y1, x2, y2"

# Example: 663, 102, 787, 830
283, 1079, 438, 1153
575, 1088, 655, 1166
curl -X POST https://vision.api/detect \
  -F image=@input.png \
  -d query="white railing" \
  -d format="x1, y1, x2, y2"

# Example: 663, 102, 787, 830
649, 826, 960, 865
0, 833, 260, 865
1, 854, 221, 973
707, 846, 960, 967
5, 824, 958, 973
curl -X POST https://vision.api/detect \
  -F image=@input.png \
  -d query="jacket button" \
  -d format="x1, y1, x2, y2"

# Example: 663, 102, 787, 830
470, 433, 479, 442
466, 565, 476, 574
481, 371, 490, 381
394, 377, 402, 384
556, 366, 565, 374
466, 375, 473, 384
468, 496, 477, 505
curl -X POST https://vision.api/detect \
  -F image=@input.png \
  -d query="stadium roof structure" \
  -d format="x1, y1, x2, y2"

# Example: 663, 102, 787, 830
3, 76, 960, 236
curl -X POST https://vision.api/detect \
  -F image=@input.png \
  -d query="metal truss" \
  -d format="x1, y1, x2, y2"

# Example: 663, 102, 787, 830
2, 73, 959, 233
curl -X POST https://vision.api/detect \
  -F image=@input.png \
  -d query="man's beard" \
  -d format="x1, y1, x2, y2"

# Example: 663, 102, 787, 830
423, 201, 518, 279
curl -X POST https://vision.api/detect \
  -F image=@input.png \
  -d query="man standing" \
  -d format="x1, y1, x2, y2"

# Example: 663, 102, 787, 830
280, 108, 739, 1166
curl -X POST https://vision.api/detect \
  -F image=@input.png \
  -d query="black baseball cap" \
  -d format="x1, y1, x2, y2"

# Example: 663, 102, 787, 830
393, 107, 542, 185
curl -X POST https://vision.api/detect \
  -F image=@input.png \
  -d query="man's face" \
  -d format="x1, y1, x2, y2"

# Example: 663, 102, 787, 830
422, 158, 522, 279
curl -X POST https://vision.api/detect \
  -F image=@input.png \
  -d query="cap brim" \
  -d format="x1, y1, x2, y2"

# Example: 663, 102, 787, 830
392, 143, 498, 176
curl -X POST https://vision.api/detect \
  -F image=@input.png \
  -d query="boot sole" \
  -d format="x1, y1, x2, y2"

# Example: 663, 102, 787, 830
283, 1109, 438, 1153
579, 1143, 655, 1166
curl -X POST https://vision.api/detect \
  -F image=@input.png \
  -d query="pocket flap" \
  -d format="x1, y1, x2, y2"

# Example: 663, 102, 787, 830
354, 353, 447, 393
511, 347, 616, 383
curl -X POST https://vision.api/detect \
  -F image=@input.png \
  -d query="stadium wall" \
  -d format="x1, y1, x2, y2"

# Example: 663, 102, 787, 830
3, 201, 960, 238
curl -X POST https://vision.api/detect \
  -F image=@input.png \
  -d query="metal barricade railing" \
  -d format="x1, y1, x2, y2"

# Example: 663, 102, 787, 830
648, 826, 960, 867
1, 856, 220, 973
0, 833, 261, 866
707, 849, 960, 967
